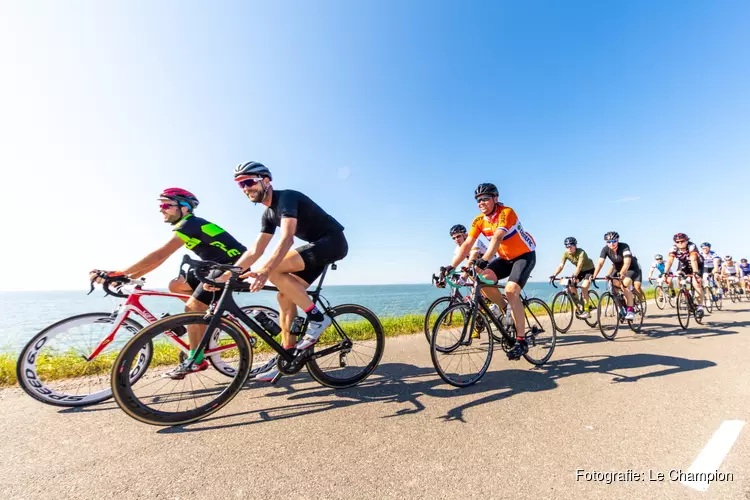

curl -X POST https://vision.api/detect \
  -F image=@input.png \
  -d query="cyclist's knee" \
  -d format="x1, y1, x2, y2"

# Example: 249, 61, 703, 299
168, 278, 185, 293
481, 269, 497, 282
505, 282, 521, 297
186, 298, 208, 312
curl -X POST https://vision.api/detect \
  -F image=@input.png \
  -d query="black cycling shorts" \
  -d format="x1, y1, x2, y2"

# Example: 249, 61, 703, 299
610, 265, 642, 283
575, 268, 595, 281
486, 251, 536, 288
294, 231, 349, 285
678, 262, 704, 277
183, 268, 224, 305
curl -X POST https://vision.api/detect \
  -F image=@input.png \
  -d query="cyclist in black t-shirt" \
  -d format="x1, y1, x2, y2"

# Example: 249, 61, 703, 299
213, 161, 348, 383
662, 232, 706, 318
590, 231, 642, 320
89, 188, 247, 379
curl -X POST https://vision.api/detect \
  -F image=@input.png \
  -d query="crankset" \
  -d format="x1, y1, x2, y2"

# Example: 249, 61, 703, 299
278, 349, 311, 375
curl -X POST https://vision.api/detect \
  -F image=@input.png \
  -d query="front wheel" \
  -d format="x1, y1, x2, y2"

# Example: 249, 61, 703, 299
598, 292, 619, 340
306, 304, 385, 389
676, 290, 691, 330
111, 313, 253, 426
430, 302, 493, 387
522, 298, 556, 365
628, 293, 645, 332
551, 292, 574, 333
17, 312, 150, 407
655, 286, 667, 310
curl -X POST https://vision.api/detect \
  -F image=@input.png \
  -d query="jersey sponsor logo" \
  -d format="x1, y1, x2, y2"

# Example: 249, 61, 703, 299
209, 241, 242, 258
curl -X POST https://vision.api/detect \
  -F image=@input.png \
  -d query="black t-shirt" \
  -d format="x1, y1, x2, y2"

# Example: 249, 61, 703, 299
600, 242, 640, 271
173, 215, 246, 264
669, 241, 704, 268
260, 189, 344, 242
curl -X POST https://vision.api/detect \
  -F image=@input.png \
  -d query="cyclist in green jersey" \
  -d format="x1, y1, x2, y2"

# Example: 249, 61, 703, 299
549, 237, 596, 319
90, 188, 247, 379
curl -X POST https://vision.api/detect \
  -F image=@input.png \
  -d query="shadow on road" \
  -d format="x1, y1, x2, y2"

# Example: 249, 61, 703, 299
157, 350, 715, 433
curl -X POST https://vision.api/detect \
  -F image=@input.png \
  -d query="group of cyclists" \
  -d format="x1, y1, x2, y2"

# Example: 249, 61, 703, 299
90, 163, 750, 383
90, 161, 347, 383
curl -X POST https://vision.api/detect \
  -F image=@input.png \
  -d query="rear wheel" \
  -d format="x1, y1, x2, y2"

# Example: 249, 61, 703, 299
522, 298, 556, 365
551, 291, 573, 333
306, 304, 385, 389
628, 293, 645, 332
423, 296, 454, 344
583, 291, 600, 328
598, 292, 619, 340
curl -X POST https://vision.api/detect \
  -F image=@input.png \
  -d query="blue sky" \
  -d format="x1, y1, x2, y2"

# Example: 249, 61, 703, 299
1, 1, 748, 290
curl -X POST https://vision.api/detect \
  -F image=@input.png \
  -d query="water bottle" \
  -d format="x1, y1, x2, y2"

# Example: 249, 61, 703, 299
503, 308, 514, 332
488, 303, 501, 320
251, 310, 281, 336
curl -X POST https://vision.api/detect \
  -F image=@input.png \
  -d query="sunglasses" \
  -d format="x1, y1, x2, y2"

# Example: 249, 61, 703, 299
675, 239, 687, 244
159, 203, 178, 210
605, 239, 618, 244
237, 177, 264, 189
476, 196, 493, 203
451, 234, 465, 241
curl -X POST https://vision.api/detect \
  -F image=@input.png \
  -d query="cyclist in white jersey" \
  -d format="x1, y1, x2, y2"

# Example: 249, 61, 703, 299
720, 255, 739, 290
699, 242, 721, 287
448, 224, 488, 284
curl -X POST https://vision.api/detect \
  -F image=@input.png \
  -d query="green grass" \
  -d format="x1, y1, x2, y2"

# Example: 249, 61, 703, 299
0, 287, 666, 388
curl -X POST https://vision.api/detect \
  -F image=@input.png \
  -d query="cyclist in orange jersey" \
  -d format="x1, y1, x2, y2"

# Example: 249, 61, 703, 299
445, 183, 536, 360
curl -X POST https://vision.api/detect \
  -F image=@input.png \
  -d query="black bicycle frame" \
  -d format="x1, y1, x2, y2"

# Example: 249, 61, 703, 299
184, 257, 345, 369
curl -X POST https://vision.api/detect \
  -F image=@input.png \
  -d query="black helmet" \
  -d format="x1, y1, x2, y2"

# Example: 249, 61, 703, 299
673, 232, 688, 242
604, 231, 619, 241
564, 237, 577, 247
449, 224, 467, 236
234, 161, 272, 180
474, 183, 498, 199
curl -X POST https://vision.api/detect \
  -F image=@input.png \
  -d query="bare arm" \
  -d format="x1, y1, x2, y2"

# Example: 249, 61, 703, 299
234, 232, 274, 272
591, 257, 606, 279
619, 256, 632, 276
450, 235, 478, 268
258, 218, 297, 274
121, 235, 184, 279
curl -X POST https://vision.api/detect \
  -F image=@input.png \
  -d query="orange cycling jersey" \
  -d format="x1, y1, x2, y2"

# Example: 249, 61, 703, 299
468, 205, 536, 260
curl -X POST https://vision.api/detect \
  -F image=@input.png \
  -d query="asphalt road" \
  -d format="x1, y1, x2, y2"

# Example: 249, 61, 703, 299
2, 300, 749, 500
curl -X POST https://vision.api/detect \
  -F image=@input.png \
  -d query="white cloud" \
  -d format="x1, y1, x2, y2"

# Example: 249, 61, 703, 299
337, 166, 351, 179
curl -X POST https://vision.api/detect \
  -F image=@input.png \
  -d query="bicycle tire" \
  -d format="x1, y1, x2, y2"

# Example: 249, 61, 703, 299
522, 297, 556, 365
703, 289, 713, 314
583, 290, 600, 328
628, 294, 645, 333
111, 313, 252, 426
423, 296, 454, 344
430, 302, 493, 387
551, 291, 573, 333
655, 286, 666, 310
597, 292, 619, 340
17, 312, 150, 408
676, 291, 691, 330
306, 304, 385, 389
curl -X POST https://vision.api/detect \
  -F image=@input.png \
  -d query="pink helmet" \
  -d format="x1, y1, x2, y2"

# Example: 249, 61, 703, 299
159, 188, 199, 209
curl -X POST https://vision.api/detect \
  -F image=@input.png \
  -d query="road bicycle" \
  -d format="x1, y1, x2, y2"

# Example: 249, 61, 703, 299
429, 267, 556, 387
701, 274, 723, 313
111, 255, 385, 426
550, 276, 600, 332
650, 276, 677, 310
16, 274, 278, 407
595, 276, 645, 340
669, 272, 706, 329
